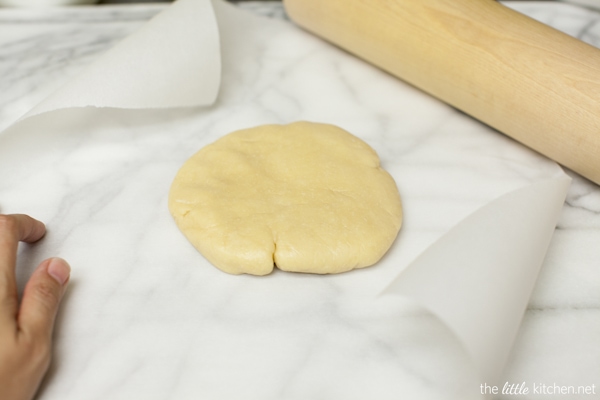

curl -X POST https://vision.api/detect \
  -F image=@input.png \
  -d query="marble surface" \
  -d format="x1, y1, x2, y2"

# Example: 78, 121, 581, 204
0, 1, 599, 399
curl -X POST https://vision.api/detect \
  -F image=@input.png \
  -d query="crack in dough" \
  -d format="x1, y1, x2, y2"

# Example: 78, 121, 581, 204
169, 121, 402, 275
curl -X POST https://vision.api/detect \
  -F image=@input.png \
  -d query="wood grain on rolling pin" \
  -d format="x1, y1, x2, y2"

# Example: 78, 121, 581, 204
284, 0, 600, 184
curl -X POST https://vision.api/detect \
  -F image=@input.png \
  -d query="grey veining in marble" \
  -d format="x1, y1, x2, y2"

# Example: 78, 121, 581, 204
0, 2, 598, 399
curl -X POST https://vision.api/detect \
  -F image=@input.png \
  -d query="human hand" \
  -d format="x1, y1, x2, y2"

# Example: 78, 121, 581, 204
0, 214, 70, 400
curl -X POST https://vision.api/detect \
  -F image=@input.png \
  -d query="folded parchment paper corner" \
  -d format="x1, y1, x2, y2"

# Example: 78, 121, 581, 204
13, 0, 222, 127
382, 173, 571, 386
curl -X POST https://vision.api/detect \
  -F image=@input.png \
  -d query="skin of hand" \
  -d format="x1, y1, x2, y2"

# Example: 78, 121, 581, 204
0, 214, 70, 400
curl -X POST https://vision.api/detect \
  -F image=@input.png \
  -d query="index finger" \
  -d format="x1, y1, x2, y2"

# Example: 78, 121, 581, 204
0, 214, 46, 320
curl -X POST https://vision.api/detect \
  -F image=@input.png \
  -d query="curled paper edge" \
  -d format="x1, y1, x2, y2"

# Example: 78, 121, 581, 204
382, 173, 571, 386
7, 0, 221, 131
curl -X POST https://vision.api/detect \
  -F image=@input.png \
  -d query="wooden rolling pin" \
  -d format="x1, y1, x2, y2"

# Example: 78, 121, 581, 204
284, 0, 600, 185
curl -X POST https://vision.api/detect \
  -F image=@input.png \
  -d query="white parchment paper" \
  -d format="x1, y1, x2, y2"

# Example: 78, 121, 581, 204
0, 0, 573, 394
383, 171, 570, 386
10, 0, 220, 124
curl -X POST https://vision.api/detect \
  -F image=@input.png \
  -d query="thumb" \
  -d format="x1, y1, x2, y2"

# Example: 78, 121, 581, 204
18, 258, 70, 341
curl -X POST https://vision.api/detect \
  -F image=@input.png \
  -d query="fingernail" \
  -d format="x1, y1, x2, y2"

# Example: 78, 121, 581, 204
48, 258, 71, 285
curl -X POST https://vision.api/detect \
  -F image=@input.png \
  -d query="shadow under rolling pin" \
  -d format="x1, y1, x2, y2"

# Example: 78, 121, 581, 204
284, 0, 600, 185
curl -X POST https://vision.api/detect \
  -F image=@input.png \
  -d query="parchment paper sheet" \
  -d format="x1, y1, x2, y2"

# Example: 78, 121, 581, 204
0, 0, 572, 396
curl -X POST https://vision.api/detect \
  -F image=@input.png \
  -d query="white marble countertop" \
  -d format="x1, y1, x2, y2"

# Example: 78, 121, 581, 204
0, 1, 599, 399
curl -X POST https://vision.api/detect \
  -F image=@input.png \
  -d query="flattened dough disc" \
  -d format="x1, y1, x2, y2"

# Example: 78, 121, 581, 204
169, 121, 402, 275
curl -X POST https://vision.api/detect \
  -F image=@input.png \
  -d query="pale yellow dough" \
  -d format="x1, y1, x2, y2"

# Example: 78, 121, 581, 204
168, 122, 402, 275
